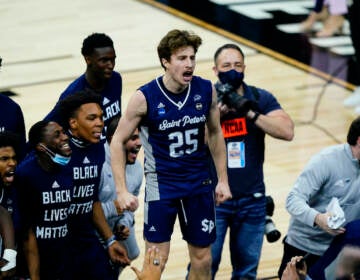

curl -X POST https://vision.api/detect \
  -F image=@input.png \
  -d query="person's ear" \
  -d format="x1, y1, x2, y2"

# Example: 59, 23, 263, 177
161, 58, 169, 69
69, 118, 77, 130
36, 143, 46, 153
84, 55, 91, 66
212, 65, 218, 76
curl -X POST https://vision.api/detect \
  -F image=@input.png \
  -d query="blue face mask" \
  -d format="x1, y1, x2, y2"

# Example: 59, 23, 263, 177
218, 69, 244, 90
52, 153, 71, 166
40, 144, 71, 166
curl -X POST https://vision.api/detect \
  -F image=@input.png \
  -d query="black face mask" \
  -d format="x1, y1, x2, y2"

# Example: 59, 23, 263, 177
218, 69, 244, 90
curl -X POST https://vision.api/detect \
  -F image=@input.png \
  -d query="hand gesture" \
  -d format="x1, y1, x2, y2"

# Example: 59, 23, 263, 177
108, 242, 130, 267
114, 224, 130, 240
215, 181, 232, 205
131, 246, 162, 280
281, 256, 307, 280
117, 191, 139, 212
314, 212, 346, 236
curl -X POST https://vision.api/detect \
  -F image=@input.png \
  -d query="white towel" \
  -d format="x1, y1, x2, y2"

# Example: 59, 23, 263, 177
326, 197, 346, 229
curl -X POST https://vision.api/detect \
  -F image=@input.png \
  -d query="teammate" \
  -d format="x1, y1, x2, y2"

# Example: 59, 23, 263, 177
110, 29, 232, 279
16, 121, 73, 280
0, 132, 20, 278
99, 116, 143, 276
58, 90, 129, 280
44, 33, 122, 140
0, 57, 26, 160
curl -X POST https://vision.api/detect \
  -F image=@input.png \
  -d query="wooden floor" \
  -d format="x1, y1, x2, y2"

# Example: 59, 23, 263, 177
0, 0, 358, 279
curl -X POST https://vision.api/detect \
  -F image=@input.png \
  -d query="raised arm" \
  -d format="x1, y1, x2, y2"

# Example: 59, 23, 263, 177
247, 108, 294, 141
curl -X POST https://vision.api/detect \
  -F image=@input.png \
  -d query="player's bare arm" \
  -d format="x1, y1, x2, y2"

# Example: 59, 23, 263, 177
110, 90, 147, 211
206, 85, 232, 204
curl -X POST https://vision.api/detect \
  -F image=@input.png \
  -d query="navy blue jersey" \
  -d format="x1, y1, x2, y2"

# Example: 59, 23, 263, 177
44, 72, 122, 141
0, 185, 20, 233
67, 139, 105, 242
15, 153, 73, 279
139, 76, 213, 201
212, 83, 282, 198
0, 94, 27, 159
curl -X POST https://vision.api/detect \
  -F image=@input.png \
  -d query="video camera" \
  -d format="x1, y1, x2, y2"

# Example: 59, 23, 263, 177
215, 83, 253, 116
265, 195, 281, 243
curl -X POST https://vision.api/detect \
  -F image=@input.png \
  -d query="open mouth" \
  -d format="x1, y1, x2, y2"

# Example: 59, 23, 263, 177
93, 131, 102, 139
4, 170, 15, 184
128, 147, 141, 161
60, 143, 71, 155
183, 71, 193, 82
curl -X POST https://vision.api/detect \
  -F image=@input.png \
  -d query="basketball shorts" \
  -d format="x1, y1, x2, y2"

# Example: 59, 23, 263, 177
143, 190, 216, 247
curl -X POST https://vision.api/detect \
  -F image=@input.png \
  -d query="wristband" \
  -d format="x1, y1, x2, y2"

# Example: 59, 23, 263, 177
105, 235, 117, 248
1, 248, 17, 271
251, 111, 260, 122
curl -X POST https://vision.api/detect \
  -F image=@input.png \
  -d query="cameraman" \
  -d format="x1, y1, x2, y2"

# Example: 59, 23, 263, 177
210, 43, 294, 280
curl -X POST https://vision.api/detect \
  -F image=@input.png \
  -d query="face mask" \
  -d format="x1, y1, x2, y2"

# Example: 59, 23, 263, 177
40, 144, 71, 166
218, 69, 244, 90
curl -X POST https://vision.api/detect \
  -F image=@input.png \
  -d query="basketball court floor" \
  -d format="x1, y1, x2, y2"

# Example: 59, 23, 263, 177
0, 0, 358, 279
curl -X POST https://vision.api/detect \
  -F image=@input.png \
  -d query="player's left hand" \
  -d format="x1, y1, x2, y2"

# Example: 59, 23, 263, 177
215, 181, 232, 205
108, 242, 130, 266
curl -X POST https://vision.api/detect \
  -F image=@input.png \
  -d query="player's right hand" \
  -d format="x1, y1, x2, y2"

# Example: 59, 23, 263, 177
117, 191, 138, 212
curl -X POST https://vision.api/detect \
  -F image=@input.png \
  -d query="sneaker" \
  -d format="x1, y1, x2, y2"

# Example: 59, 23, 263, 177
343, 87, 360, 107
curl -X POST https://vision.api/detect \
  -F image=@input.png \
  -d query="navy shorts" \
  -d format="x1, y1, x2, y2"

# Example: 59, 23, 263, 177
143, 191, 216, 247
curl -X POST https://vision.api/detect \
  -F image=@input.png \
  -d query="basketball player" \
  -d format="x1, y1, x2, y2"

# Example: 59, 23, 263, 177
16, 121, 73, 280
45, 33, 122, 141
110, 29, 232, 279
58, 90, 129, 280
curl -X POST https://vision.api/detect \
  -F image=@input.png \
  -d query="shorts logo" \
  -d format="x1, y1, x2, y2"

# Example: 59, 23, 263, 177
201, 219, 215, 234
149, 226, 157, 232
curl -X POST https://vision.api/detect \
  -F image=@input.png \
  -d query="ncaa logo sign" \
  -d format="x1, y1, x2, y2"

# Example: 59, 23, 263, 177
201, 219, 215, 234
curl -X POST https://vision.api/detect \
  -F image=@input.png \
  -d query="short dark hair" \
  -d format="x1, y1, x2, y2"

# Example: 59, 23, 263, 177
28, 120, 51, 150
58, 90, 102, 128
213, 43, 245, 65
0, 131, 20, 155
157, 29, 202, 70
81, 33, 114, 56
347, 117, 360, 145
106, 116, 120, 143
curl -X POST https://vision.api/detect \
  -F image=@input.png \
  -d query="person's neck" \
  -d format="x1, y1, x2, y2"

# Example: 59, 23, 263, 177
69, 130, 90, 148
235, 84, 244, 96
162, 74, 187, 94
85, 71, 105, 92
37, 154, 60, 173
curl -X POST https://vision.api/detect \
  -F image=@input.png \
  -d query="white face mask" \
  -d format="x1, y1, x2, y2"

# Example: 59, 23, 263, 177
39, 144, 71, 166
